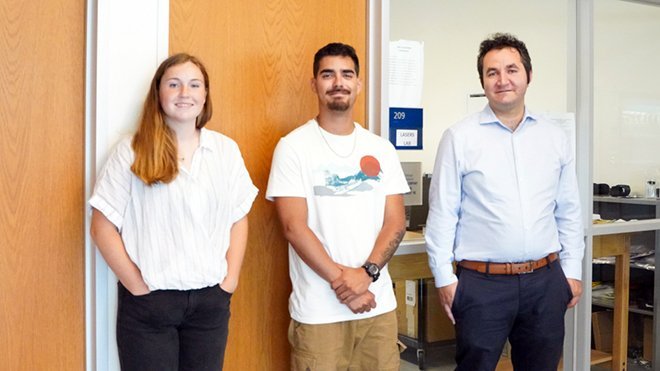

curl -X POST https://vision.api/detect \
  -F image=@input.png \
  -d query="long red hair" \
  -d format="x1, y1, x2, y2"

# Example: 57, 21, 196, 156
131, 53, 213, 185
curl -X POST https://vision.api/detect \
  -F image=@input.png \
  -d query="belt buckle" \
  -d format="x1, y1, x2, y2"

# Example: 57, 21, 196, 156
517, 262, 534, 274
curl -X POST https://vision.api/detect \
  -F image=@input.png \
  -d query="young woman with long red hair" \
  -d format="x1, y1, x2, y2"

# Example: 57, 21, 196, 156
90, 53, 257, 371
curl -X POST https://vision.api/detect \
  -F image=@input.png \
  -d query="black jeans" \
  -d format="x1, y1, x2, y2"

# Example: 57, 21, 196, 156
451, 260, 573, 371
116, 282, 232, 371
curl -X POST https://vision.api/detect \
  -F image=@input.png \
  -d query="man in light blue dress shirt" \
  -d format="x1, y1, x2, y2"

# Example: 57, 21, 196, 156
425, 33, 584, 371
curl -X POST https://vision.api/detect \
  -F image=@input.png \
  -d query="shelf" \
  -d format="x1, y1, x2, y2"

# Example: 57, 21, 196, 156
594, 195, 660, 206
593, 259, 655, 271
592, 219, 660, 235
592, 297, 654, 316
593, 197, 660, 367
590, 350, 614, 366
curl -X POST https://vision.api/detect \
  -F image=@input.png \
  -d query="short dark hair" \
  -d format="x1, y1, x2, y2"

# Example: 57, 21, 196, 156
313, 43, 360, 77
477, 33, 532, 87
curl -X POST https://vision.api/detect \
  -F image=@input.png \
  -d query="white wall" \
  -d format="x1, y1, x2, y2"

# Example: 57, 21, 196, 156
593, 0, 660, 195
390, 0, 570, 174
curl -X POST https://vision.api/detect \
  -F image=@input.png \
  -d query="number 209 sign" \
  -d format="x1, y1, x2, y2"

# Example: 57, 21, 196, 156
389, 107, 423, 150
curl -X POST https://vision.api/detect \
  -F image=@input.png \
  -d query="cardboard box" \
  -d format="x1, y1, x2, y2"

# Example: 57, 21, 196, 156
394, 279, 417, 337
394, 278, 455, 342
592, 310, 613, 352
644, 316, 653, 362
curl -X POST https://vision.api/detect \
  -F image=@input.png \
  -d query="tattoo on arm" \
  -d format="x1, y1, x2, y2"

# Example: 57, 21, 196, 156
380, 229, 406, 266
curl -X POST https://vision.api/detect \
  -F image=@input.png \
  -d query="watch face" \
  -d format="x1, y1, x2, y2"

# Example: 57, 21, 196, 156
364, 263, 380, 282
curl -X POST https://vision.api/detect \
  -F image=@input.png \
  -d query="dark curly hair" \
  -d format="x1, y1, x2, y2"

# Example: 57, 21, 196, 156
477, 33, 532, 87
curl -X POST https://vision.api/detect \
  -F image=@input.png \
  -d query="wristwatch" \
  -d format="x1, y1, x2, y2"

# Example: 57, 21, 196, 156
362, 262, 381, 282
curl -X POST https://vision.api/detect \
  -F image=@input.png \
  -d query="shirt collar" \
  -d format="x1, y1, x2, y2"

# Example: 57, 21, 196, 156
478, 104, 538, 131
198, 127, 215, 152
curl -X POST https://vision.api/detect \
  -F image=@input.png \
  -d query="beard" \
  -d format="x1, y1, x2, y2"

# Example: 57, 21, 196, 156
325, 88, 352, 112
327, 100, 350, 111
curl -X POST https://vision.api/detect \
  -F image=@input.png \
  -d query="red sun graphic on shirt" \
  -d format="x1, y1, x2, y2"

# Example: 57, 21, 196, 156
360, 155, 381, 177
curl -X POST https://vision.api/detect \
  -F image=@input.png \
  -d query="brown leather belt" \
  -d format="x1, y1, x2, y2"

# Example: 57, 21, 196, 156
458, 253, 559, 275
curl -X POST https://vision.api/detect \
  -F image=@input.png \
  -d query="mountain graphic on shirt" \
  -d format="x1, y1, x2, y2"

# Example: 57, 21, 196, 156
313, 155, 382, 196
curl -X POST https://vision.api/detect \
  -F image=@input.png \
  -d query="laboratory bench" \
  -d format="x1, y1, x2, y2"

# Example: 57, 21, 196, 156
391, 231, 451, 369
592, 195, 660, 369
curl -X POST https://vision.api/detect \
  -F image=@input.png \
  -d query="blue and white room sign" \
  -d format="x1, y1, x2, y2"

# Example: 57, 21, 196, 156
389, 107, 423, 150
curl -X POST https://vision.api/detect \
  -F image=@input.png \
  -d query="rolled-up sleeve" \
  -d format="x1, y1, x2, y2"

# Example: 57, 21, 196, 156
227, 141, 258, 223
89, 138, 134, 230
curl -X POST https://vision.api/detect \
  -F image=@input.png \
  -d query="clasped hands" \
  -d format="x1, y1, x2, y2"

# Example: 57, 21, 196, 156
331, 265, 376, 314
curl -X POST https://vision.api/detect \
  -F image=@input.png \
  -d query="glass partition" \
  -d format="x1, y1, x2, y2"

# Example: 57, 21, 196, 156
592, 0, 660, 368
593, 0, 660, 198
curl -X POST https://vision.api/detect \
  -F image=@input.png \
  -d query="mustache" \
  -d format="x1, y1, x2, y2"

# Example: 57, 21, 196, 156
326, 88, 351, 94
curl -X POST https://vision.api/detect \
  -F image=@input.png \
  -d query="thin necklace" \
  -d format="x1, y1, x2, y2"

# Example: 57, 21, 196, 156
177, 129, 201, 162
317, 122, 357, 158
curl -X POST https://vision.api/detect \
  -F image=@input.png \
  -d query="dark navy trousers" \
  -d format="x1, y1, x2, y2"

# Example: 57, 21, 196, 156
451, 260, 573, 371
116, 282, 232, 371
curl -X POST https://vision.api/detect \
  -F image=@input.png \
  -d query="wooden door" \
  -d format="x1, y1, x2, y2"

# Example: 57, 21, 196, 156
169, 1, 367, 369
0, 0, 85, 369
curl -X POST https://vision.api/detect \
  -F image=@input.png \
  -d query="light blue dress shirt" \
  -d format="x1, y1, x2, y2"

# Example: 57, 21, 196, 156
425, 105, 584, 288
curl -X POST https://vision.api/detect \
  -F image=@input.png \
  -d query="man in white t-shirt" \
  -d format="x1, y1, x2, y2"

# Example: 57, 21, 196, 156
266, 43, 410, 371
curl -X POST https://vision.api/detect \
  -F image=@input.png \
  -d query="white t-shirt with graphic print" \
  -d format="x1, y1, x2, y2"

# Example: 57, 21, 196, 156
266, 119, 410, 324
